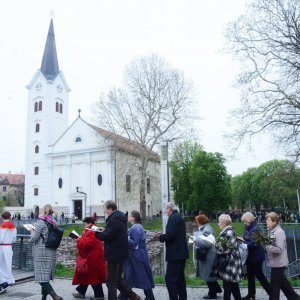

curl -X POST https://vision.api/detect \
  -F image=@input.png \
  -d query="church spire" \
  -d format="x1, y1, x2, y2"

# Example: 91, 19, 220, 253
40, 19, 59, 80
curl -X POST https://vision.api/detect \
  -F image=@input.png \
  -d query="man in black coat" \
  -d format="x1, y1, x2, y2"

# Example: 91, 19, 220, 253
159, 202, 189, 300
95, 201, 141, 300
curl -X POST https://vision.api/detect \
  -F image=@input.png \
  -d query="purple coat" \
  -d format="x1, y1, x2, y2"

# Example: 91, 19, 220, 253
243, 221, 265, 264
123, 223, 154, 289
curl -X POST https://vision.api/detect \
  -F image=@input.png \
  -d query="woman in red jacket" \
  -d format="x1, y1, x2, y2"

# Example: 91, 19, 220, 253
72, 217, 106, 300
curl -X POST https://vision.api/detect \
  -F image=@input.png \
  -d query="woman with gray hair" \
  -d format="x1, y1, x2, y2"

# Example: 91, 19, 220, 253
215, 214, 242, 300
240, 212, 270, 300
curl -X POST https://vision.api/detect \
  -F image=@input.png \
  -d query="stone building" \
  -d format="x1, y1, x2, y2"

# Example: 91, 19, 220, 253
0, 173, 25, 207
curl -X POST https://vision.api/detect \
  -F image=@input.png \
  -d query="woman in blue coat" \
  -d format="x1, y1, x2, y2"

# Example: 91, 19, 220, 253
241, 212, 270, 300
119, 210, 155, 300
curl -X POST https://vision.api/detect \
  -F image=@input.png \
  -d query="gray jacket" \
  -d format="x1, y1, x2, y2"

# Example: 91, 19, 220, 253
194, 223, 217, 282
30, 219, 57, 282
266, 224, 289, 268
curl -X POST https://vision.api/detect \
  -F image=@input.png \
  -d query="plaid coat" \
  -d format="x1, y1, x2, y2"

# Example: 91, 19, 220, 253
30, 219, 57, 282
216, 226, 242, 283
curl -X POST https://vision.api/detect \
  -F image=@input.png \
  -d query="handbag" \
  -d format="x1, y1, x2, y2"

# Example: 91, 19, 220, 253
41, 222, 64, 250
75, 243, 97, 274
76, 256, 88, 273
196, 247, 208, 261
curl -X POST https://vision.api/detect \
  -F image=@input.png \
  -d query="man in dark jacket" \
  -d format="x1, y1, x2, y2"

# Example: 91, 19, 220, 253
95, 201, 141, 300
159, 202, 189, 300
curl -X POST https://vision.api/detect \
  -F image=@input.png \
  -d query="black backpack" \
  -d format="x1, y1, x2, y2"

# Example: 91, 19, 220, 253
41, 221, 64, 249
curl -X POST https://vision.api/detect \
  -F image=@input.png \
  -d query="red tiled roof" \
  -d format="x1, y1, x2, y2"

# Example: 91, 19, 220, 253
90, 125, 160, 162
0, 173, 25, 185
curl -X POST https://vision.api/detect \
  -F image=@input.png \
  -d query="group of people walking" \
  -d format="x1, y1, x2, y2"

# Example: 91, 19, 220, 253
1, 202, 300, 300
194, 211, 300, 300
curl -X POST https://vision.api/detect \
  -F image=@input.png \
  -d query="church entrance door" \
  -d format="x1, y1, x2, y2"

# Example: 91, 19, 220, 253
74, 200, 82, 220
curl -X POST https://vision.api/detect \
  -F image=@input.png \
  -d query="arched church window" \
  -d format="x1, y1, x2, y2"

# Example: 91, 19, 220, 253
75, 137, 82, 143
34, 188, 39, 196
34, 102, 38, 112
58, 178, 63, 189
97, 174, 103, 186
39, 101, 42, 111
35, 123, 40, 133
60, 103, 63, 114
55, 102, 59, 112
35, 145, 39, 154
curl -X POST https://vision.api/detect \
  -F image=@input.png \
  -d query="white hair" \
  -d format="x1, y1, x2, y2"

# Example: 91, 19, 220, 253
241, 212, 255, 223
218, 214, 232, 226
165, 202, 178, 211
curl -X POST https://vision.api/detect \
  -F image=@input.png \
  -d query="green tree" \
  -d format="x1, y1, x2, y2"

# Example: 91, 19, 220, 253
231, 170, 255, 211
0, 199, 4, 215
255, 160, 300, 211
189, 151, 231, 213
170, 141, 203, 211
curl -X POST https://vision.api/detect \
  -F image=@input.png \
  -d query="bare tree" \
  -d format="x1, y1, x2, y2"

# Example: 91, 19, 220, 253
225, 0, 300, 159
93, 54, 194, 219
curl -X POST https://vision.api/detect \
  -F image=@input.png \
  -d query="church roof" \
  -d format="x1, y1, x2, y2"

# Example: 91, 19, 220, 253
0, 173, 25, 185
90, 124, 160, 162
40, 19, 59, 80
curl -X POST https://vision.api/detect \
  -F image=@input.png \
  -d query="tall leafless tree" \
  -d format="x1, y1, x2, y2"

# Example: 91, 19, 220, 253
225, 0, 300, 160
93, 54, 194, 219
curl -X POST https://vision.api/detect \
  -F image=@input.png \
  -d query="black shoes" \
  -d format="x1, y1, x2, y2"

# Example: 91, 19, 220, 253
203, 295, 217, 299
242, 296, 255, 300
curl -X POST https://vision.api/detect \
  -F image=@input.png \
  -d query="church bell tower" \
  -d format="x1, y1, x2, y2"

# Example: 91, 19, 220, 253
24, 19, 71, 209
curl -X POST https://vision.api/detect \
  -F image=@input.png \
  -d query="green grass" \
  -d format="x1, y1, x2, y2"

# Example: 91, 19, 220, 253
55, 263, 74, 277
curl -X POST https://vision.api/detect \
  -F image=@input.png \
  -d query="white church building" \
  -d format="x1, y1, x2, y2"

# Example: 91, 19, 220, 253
24, 19, 161, 219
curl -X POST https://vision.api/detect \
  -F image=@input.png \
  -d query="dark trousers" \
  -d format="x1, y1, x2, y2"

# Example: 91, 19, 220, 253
223, 281, 241, 300
76, 284, 104, 297
165, 260, 187, 300
119, 289, 155, 300
39, 282, 54, 296
270, 267, 300, 300
246, 262, 270, 297
106, 262, 138, 300
206, 280, 222, 297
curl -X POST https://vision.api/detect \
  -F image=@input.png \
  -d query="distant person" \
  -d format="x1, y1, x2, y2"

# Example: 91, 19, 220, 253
0, 211, 17, 294
60, 212, 65, 223
265, 212, 300, 300
93, 211, 97, 223
94, 200, 141, 300
241, 212, 270, 300
159, 202, 189, 300
29, 204, 63, 300
72, 217, 106, 300
119, 210, 155, 300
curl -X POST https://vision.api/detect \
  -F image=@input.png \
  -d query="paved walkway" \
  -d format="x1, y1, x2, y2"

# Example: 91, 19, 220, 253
1, 278, 280, 300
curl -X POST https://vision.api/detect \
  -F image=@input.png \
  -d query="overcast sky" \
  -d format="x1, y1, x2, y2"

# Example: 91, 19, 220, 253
0, 0, 285, 176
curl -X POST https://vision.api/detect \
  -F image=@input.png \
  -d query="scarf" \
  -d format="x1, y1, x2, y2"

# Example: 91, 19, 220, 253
39, 214, 57, 227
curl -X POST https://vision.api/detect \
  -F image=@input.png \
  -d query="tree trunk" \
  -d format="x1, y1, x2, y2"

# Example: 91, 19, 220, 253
139, 157, 147, 220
